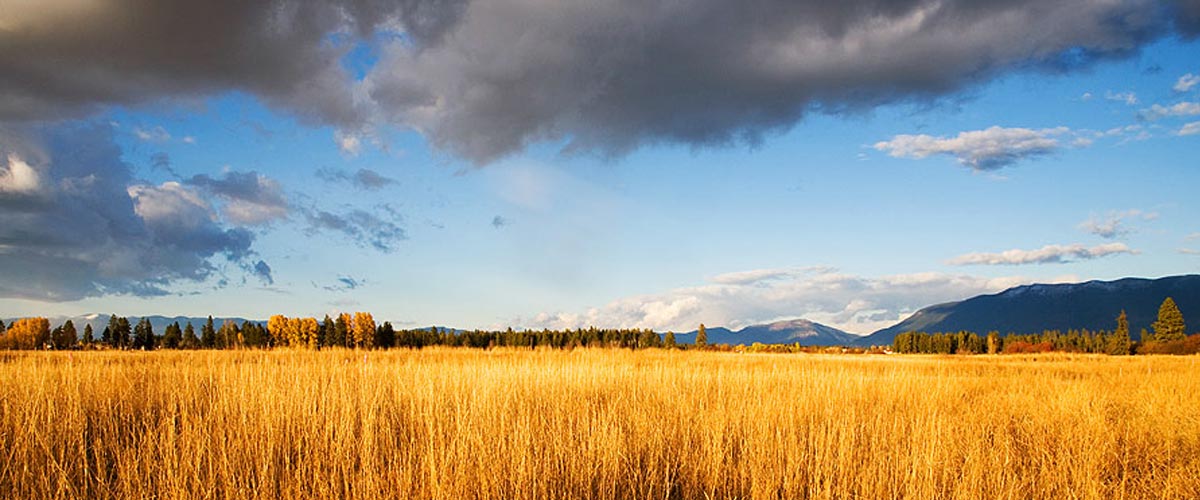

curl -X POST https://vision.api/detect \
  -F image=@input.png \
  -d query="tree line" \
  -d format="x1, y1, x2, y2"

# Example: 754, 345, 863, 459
0, 313, 701, 351
892, 297, 1198, 355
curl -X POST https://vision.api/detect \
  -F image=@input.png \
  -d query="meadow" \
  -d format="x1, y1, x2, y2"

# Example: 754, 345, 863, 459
1, 349, 1198, 499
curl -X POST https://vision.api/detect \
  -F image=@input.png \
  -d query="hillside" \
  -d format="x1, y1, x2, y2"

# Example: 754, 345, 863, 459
858, 275, 1200, 346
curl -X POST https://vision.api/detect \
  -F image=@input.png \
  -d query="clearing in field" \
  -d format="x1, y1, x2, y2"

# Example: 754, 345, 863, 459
1, 349, 1198, 499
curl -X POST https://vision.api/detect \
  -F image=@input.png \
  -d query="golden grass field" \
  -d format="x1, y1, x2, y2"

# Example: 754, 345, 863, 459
1, 349, 1198, 499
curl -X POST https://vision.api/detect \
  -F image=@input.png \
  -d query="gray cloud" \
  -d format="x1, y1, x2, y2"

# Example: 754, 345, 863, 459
0, 1, 469, 127
1078, 209, 1157, 239
185, 171, 290, 225
0, 123, 265, 300
252, 260, 274, 285
491, 215, 509, 229
302, 205, 406, 252
4, 1, 1199, 164
319, 275, 365, 292
946, 243, 1137, 266
315, 167, 396, 190
365, 0, 1188, 163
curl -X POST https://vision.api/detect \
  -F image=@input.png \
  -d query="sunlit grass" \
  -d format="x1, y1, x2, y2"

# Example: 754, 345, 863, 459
1, 349, 1197, 499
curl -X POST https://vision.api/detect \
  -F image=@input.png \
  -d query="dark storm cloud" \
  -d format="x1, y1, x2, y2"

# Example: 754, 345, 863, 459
365, 0, 1197, 163
315, 167, 397, 190
4, 1, 1199, 164
0, 0, 467, 125
0, 124, 265, 300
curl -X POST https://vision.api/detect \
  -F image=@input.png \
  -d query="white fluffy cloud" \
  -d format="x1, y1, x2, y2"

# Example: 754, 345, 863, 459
1175, 73, 1200, 93
512, 268, 1042, 335
0, 153, 42, 194
1142, 101, 1200, 119
946, 243, 1136, 266
874, 126, 1069, 170
1179, 121, 1200, 136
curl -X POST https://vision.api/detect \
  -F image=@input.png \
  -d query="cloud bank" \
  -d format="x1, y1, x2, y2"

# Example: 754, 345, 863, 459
0, 124, 266, 300
947, 243, 1137, 266
4, 1, 1200, 163
514, 268, 1040, 334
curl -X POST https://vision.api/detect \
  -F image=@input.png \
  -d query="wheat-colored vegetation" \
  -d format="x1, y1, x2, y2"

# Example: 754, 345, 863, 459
1, 349, 1198, 499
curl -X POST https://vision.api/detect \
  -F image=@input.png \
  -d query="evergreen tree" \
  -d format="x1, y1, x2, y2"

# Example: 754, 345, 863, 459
1108, 310, 1131, 355
0, 319, 5, 333
82, 324, 94, 347
664, 331, 677, 349
201, 316, 216, 348
638, 329, 661, 349
1151, 297, 1187, 341
133, 317, 155, 350
332, 314, 349, 348
695, 324, 708, 348
376, 321, 396, 348
162, 322, 182, 349
104, 314, 119, 346
60, 320, 78, 349
317, 315, 331, 348
115, 317, 132, 348
181, 323, 199, 349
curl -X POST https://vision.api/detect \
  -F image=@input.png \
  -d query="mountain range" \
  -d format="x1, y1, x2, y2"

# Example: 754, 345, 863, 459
7, 275, 1198, 347
856, 274, 1200, 346
673, 318, 861, 346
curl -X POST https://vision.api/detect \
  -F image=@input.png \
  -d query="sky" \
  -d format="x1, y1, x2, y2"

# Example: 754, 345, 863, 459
1, 0, 1199, 335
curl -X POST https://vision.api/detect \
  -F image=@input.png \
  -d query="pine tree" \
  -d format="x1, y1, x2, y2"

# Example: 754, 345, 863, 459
162, 322, 182, 349
1108, 310, 1131, 355
0, 319, 5, 333
201, 316, 216, 348
133, 317, 155, 350
115, 317, 132, 348
182, 323, 199, 349
376, 321, 396, 348
664, 331, 677, 349
332, 314, 350, 348
1151, 297, 1187, 341
104, 314, 119, 346
319, 315, 333, 348
695, 324, 708, 348
61, 320, 78, 349
82, 324, 94, 347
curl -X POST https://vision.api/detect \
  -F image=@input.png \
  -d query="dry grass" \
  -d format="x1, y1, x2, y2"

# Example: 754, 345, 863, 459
1, 349, 1198, 499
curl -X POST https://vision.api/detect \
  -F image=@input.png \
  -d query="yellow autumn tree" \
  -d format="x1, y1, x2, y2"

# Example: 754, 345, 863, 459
298, 317, 320, 348
0, 318, 51, 350
352, 312, 376, 349
267, 315, 289, 346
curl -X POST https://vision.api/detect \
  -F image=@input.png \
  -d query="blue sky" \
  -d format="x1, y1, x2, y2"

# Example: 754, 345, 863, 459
1, 1, 1198, 334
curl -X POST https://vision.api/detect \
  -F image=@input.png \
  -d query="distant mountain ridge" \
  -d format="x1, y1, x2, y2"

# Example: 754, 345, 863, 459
858, 275, 1200, 346
677, 318, 861, 346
